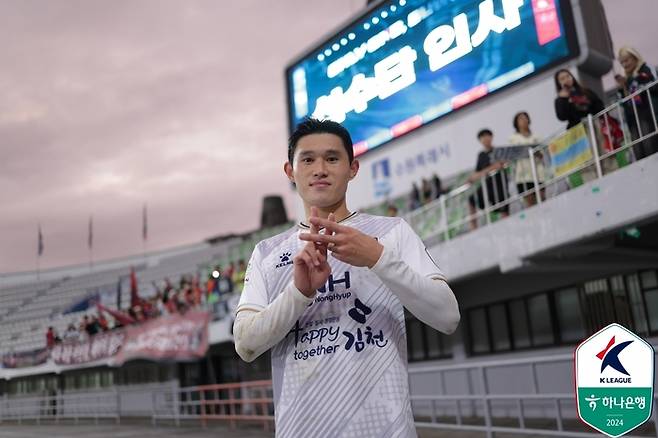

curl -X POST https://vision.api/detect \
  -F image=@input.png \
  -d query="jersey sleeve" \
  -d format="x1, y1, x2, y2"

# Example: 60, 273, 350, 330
235, 244, 269, 313
396, 219, 447, 280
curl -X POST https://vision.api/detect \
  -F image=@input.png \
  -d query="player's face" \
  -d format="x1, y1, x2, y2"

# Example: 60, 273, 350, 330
285, 133, 359, 210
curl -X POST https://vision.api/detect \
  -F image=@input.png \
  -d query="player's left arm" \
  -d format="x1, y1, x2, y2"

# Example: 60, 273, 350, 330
300, 217, 460, 334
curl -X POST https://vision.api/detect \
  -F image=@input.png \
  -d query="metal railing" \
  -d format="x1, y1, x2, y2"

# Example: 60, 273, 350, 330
151, 379, 273, 430
0, 389, 120, 425
405, 80, 658, 243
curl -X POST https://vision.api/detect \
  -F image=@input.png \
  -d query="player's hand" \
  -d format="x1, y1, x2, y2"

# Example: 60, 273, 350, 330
293, 207, 331, 297
558, 86, 570, 98
299, 214, 384, 269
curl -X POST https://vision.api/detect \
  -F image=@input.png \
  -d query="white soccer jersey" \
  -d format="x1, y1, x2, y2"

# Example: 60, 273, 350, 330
236, 212, 445, 438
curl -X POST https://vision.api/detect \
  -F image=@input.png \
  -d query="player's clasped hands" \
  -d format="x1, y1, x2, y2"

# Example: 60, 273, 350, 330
299, 208, 383, 270
293, 206, 332, 297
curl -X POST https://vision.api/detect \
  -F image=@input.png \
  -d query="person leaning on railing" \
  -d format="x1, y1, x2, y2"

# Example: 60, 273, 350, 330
616, 46, 658, 160
509, 111, 544, 207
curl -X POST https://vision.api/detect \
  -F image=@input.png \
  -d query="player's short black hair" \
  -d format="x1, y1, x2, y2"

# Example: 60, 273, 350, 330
477, 128, 493, 138
288, 118, 354, 165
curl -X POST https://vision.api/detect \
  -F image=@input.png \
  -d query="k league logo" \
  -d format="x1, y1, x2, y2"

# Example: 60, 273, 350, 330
575, 323, 655, 437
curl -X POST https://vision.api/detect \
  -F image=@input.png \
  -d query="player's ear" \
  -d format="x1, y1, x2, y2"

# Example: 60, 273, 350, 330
349, 159, 359, 180
284, 161, 295, 183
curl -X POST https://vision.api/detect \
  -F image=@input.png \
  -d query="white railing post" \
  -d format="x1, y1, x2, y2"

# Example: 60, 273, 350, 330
479, 366, 493, 438
439, 195, 449, 242
529, 146, 542, 204
480, 176, 492, 225
616, 103, 631, 148
151, 391, 157, 426
631, 93, 643, 137
647, 86, 658, 133
555, 398, 563, 430
586, 115, 603, 178
174, 386, 180, 427
517, 398, 525, 429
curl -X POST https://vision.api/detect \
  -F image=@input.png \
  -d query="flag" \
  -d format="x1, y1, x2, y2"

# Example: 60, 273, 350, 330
37, 224, 44, 257
130, 267, 140, 308
97, 303, 135, 326
548, 124, 593, 177
116, 277, 123, 310
63, 293, 99, 314
88, 216, 93, 250
142, 203, 148, 241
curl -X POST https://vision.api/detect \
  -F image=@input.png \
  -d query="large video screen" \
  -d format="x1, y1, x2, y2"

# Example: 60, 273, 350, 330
285, 0, 578, 156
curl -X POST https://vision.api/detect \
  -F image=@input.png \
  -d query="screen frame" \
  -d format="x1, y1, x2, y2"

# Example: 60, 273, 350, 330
284, 0, 580, 156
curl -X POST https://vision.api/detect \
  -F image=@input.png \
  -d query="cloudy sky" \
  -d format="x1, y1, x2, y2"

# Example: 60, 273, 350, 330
1, 0, 656, 273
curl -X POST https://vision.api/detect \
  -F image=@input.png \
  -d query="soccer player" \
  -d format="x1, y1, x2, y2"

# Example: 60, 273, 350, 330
233, 118, 460, 437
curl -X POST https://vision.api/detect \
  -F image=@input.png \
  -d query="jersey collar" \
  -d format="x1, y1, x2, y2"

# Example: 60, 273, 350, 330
298, 211, 359, 230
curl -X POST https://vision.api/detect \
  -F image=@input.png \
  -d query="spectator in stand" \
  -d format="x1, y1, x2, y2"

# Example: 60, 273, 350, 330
97, 313, 109, 332
206, 274, 216, 299
81, 315, 92, 336
509, 111, 545, 207
133, 305, 146, 322
164, 278, 173, 295
233, 260, 247, 293
468, 129, 509, 229
554, 69, 604, 129
63, 323, 79, 343
222, 265, 234, 294
46, 326, 60, 348
155, 292, 166, 316
142, 297, 155, 318
88, 315, 100, 335
430, 173, 443, 200
177, 290, 189, 313
217, 270, 232, 296
386, 204, 398, 217
616, 46, 658, 159
165, 291, 179, 314
185, 287, 195, 309
421, 178, 432, 205
409, 182, 421, 210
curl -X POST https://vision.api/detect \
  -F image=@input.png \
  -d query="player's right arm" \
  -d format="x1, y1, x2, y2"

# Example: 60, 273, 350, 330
233, 209, 330, 363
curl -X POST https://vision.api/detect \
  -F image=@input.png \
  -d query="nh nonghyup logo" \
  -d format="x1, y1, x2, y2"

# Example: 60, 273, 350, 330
275, 251, 293, 269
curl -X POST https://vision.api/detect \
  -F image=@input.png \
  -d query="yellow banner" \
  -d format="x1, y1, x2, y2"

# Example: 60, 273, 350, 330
548, 124, 593, 177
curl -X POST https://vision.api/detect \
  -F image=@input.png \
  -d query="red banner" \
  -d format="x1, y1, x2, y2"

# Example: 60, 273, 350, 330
2, 347, 49, 369
51, 330, 126, 366
115, 311, 210, 365
48, 311, 210, 366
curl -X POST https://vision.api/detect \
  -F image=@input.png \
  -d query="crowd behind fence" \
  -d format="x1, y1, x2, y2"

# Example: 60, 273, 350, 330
405, 80, 658, 244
